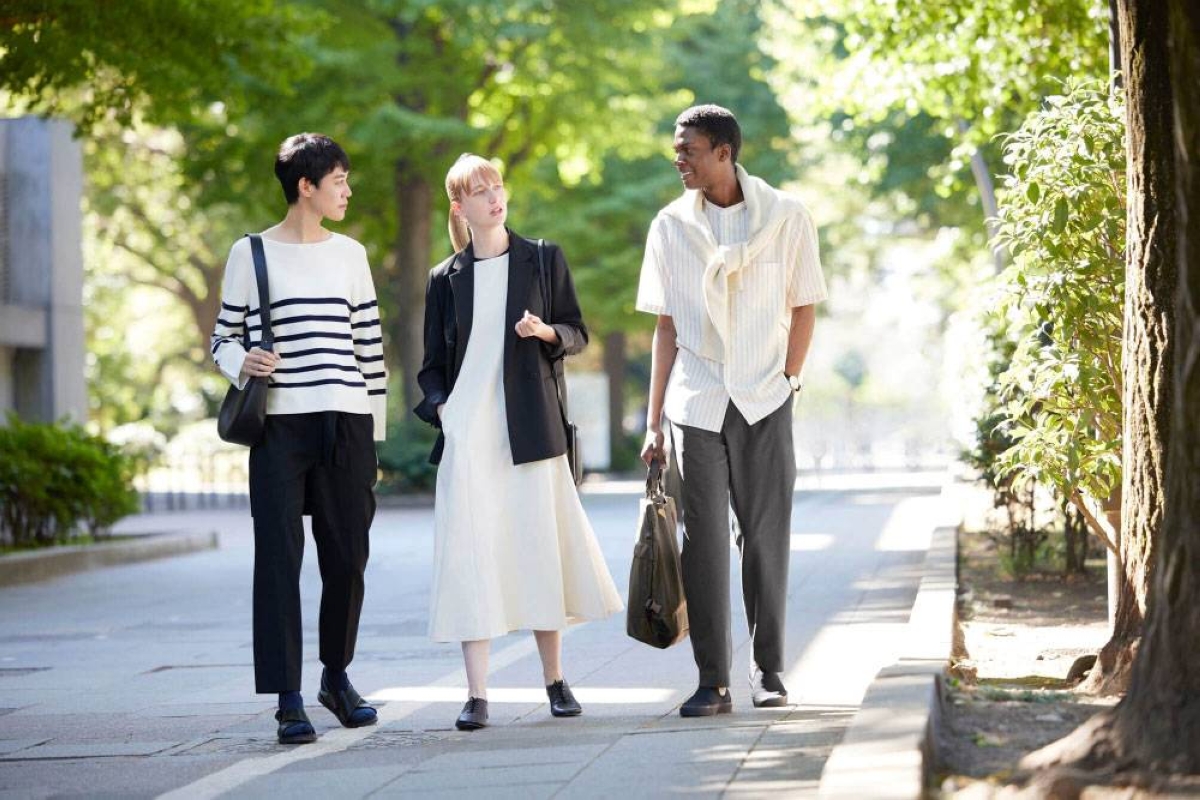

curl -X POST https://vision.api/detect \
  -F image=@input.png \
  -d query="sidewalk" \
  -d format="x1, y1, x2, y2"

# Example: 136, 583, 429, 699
0, 476, 958, 798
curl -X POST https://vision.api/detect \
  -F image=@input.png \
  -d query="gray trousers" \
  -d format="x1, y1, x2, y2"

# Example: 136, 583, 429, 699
670, 399, 795, 687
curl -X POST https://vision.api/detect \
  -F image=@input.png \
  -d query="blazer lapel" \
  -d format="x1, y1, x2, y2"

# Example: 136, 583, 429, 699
448, 245, 475, 353
506, 235, 536, 357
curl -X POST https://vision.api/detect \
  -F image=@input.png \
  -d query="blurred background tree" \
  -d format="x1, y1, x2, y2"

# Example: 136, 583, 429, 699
1, 0, 1127, 503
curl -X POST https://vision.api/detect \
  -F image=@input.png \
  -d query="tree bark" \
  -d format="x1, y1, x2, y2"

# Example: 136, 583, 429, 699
392, 164, 433, 414
603, 331, 627, 466
1081, 0, 1177, 697
1020, 0, 1200, 778
1104, 0, 1200, 770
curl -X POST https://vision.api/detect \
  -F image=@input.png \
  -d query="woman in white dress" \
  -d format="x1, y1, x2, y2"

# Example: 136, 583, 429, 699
414, 154, 623, 731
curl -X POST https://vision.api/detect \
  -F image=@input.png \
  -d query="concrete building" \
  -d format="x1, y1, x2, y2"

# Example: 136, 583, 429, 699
0, 117, 86, 424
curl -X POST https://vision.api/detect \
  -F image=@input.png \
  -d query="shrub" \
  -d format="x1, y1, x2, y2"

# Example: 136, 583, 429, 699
990, 79, 1125, 550
376, 418, 439, 494
0, 415, 140, 547
962, 327, 1051, 574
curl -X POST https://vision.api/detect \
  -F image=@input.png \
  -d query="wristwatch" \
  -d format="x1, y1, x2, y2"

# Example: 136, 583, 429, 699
786, 372, 803, 393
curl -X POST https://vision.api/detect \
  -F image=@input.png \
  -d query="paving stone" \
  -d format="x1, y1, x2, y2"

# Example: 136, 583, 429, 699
0, 488, 949, 799
413, 743, 606, 770
0, 741, 178, 760
373, 781, 563, 800
223, 765, 410, 799
0, 738, 50, 756
379, 762, 581, 792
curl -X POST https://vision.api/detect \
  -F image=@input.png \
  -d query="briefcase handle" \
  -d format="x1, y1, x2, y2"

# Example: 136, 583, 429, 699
645, 458, 666, 499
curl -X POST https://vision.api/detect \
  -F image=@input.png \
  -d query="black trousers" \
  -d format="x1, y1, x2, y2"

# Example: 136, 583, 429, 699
671, 400, 796, 688
248, 412, 377, 694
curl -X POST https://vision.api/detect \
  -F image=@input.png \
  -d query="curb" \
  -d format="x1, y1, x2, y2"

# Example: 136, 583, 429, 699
0, 531, 219, 587
817, 488, 962, 799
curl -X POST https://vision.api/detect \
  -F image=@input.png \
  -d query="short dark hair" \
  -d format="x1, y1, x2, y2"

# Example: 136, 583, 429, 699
675, 104, 741, 163
274, 133, 351, 205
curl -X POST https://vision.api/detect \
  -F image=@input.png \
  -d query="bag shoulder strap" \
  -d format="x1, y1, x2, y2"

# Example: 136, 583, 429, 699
537, 238, 553, 321
247, 234, 273, 351
536, 239, 571, 425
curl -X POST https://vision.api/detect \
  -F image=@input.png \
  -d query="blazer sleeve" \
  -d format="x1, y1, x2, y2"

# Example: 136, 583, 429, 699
413, 268, 449, 427
542, 243, 588, 361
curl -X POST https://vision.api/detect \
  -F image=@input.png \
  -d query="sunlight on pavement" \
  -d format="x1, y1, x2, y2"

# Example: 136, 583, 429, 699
791, 533, 836, 551
367, 686, 675, 704
873, 496, 941, 551
785, 623, 906, 708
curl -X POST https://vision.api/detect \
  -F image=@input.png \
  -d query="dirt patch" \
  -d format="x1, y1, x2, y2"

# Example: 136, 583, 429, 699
935, 509, 1114, 796
934, 494, 1200, 798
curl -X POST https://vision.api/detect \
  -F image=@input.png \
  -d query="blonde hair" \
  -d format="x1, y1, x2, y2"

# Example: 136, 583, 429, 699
445, 153, 504, 252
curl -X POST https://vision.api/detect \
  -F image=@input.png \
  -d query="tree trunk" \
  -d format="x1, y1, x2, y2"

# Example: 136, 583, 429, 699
194, 272, 223, 357
1080, 0, 1177, 697
1105, 0, 1200, 770
1019, 0, 1200, 779
392, 164, 433, 414
603, 330, 627, 467
1063, 500, 1088, 577
957, 119, 1004, 273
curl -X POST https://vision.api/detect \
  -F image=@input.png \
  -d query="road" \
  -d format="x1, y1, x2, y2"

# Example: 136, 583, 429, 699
0, 476, 946, 798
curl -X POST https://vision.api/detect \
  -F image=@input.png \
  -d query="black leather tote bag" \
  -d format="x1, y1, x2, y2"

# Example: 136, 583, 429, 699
217, 235, 273, 447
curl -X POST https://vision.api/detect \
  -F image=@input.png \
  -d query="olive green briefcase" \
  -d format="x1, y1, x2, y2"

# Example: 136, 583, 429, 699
626, 459, 689, 649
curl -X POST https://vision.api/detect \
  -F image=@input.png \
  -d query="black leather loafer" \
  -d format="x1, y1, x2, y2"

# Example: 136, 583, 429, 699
318, 679, 378, 728
547, 679, 582, 717
275, 707, 317, 744
455, 697, 488, 730
680, 686, 733, 717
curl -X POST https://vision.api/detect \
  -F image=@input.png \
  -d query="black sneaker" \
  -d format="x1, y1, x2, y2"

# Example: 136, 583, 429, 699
750, 668, 788, 708
680, 686, 733, 717
455, 697, 488, 730
547, 679, 582, 717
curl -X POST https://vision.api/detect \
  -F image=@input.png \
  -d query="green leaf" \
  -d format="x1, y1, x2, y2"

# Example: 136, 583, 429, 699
1027, 182, 1041, 203
1052, 199, 1069, 234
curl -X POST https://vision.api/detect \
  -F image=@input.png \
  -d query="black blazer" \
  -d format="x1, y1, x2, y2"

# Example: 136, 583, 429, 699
413, 230, 588, 465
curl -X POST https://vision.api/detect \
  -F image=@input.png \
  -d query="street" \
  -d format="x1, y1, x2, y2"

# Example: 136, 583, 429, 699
0, 478, 945, 798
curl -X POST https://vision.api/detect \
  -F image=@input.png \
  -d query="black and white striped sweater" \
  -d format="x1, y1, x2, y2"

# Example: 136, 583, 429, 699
210, 233, 388, 440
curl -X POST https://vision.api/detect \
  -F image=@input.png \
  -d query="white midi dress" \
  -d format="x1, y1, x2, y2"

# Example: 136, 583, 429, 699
428, 252, 624, 642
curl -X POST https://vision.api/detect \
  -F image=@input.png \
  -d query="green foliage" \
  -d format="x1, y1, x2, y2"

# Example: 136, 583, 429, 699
82, 121, 243, 436
376, 420, 439, 494
0, 0, 309, 129
763, 0, 1110, 288
771, 0, 1109, 145
961, 326, 1050, 574
73, 0, 795, 444
610, 431, 647, 473
0, 416, 140, 547
519, 0, 795, 336
992, 81, 1125, 515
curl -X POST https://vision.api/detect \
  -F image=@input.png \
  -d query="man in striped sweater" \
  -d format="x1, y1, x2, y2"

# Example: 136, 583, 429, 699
637, 105, 827, 718
211, 133, 387, 744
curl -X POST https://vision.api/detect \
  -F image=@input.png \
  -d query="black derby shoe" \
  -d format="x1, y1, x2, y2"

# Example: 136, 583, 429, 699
680, 686, 733, 717
275, 707, 317, 744
455, 697, 488, 731
750, 668, 788, 708
546, 679, 582, 717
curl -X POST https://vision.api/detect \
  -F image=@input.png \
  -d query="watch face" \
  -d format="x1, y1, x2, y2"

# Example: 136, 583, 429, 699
788, 374, 801, 391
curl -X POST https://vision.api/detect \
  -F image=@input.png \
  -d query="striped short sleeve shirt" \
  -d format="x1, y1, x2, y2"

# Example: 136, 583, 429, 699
210, 233, 389, 441
636, 186, 827, 432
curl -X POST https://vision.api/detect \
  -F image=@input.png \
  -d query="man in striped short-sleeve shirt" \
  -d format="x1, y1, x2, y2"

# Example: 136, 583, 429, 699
637, 105, 827, 717
210, 133, 386, 744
